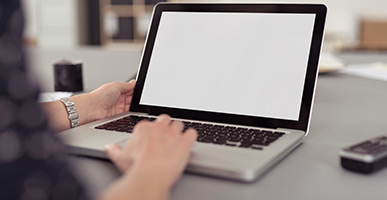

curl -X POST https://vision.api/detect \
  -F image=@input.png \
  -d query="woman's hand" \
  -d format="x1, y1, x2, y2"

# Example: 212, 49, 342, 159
41, 80, 136, 132
88, 80, 136, 121
101, 114, 197, 200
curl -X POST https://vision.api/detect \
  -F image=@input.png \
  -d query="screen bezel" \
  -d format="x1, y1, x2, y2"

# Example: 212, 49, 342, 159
130, 3, 327, 132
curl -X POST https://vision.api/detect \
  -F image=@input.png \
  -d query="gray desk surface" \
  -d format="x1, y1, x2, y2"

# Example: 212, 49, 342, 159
30, 48, 387, 199
27, 47, 142, 92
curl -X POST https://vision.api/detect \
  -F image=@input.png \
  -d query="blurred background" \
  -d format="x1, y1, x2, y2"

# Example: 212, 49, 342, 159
22, 0, 387, 51
22, 0, 387, 93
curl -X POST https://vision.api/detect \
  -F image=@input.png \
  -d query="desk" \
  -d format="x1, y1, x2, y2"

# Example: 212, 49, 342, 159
30, 49, 387, 199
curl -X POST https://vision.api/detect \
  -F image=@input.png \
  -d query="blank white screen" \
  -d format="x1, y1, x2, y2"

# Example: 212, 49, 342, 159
140, 12, 315, 120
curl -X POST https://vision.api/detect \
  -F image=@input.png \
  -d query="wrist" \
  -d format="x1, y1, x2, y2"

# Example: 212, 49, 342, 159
70, 93, 101, 125
59, 97, 80, 128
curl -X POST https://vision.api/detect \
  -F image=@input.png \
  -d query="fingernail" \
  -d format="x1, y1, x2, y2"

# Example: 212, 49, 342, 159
104, 144, 111, 150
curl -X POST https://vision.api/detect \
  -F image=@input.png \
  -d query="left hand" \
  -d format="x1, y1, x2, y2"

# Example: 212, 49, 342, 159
88, 80, 136, 121
41, 80, 136, 132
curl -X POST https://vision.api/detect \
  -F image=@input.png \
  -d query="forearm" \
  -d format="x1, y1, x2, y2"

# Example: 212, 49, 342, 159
41, 93, 101, 132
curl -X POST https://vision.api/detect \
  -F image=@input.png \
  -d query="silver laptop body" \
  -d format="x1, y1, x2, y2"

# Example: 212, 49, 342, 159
59, 3, 326, 182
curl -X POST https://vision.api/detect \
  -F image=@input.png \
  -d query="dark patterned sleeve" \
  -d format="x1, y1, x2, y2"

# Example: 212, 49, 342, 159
0, 1, 89, 199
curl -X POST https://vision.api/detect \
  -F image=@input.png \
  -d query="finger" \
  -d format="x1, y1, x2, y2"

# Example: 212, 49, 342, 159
105, 144, 125, 170
132, 120, 151, 135
170, 120, 184, 133
116, 81, 136, 94
126, 79, 136, 93
155, 114, 171, 126
126, 80, 136, 95
182, 128, 198, 147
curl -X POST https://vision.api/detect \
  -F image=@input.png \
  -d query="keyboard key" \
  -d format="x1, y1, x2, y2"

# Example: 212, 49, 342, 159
95, 125, 107, 129
228, 137, 241, 142
241, 135, 252, 140
252, 146, 263, 150
251, 139, 265, 145
105, 126, 117, 131
203, 137, 213, 143
204, 135, 215, 141
262, 130, 273, 134
198, 137, 211, 143
272, 131, 285, 137
239, 142, 252, 148
225, 141, 237, 146
217, 133, 227, 138
213, 138, 226, 145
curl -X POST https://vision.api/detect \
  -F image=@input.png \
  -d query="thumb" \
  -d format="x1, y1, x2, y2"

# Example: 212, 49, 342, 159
117, 80, 136, 94
105, 144, 125, 170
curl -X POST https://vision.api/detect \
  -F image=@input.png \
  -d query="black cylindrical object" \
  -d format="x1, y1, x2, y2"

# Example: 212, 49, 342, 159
54, 59, 83, 92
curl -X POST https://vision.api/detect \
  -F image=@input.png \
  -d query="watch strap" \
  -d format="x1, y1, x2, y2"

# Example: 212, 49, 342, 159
60, 97, 80, 128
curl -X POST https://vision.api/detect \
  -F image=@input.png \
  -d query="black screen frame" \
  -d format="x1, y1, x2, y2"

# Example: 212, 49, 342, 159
130, 3, 327, 132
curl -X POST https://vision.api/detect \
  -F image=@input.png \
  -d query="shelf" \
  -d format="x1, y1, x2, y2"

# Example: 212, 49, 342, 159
99, 0, 169, 46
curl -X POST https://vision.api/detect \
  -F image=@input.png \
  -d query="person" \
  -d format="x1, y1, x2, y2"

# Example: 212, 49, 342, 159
43, 81, 198, 200
0, 1, 197, 199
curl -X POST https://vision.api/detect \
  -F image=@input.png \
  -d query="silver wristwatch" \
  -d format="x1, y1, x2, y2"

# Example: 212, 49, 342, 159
60, 97, 80, 128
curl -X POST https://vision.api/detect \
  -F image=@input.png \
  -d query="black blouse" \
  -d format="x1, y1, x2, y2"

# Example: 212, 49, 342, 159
0, 1, 87, 199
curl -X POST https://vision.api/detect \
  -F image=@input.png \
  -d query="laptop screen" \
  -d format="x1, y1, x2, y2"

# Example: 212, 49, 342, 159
139, 11, 316, 121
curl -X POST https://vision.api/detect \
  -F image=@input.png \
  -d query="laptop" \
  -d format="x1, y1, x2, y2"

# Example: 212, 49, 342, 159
59, 3, 326, 182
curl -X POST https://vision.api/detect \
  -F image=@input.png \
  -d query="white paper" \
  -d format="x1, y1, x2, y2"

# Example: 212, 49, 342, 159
340, 62, 387, 82
39, 92, 73, 102
318, 52, 345, 73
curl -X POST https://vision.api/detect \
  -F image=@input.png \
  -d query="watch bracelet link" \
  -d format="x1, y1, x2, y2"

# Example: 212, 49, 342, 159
60, 97, 80, 128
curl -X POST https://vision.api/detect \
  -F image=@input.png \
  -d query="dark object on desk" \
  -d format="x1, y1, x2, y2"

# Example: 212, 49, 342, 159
54, 59, 84, 92
340, 135, 387, 173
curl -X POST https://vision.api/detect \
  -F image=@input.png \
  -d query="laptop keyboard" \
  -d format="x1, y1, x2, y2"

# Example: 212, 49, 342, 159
95, 115, 285, 150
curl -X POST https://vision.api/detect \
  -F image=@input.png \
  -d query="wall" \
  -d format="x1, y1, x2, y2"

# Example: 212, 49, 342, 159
181, 0, 387, 46
23, 0, 84, 48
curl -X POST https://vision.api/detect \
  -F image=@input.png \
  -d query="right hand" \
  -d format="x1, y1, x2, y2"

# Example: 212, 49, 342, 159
105, 114, 197, 187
